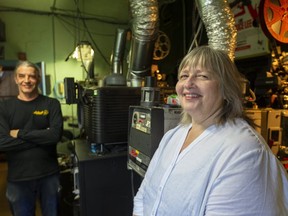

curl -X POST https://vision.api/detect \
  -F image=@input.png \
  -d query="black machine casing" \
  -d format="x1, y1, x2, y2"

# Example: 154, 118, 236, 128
82, 87, 141, 145
128, 106, 181, 177
72, 140, 142, 216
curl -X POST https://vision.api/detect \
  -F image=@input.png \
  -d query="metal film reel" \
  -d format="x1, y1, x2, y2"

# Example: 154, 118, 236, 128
259, 0, 288, 44
153, 31, 171, 61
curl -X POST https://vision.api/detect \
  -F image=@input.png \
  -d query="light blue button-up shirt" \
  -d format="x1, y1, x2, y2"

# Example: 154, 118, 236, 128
133, 119, 288, 216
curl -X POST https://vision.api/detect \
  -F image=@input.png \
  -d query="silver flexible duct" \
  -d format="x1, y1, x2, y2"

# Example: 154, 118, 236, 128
128, 0, 159, 86
196, 0, 237, 60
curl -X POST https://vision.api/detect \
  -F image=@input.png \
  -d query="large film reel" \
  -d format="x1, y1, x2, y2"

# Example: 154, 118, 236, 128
259, 0, 288, 44
153, 31, 171, 61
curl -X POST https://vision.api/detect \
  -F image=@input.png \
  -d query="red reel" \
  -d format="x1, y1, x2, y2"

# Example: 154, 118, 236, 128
259, 0, 288, 44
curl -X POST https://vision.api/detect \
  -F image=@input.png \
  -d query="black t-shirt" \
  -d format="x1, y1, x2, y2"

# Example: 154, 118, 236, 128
0, 95, 63, 181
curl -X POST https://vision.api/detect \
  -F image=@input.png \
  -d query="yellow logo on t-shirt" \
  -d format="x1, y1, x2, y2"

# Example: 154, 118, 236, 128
33, 110, 49, 116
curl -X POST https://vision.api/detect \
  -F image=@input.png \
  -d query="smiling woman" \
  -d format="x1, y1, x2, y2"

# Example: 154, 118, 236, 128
176, 46, 244, 126
176, 65, 222, 128
132, 46, 288, 216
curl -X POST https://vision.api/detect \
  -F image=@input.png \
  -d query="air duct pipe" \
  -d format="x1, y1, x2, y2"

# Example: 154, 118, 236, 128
196, 0, 237, 60
128, 0, 159, 87
105, 28, 127, 86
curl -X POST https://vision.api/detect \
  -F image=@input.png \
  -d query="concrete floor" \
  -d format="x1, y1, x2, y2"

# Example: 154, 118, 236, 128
0, 159, 11, 216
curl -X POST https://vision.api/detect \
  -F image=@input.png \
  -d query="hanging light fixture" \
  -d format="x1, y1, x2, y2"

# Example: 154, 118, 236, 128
65, 41, 96, 81
71, 41, 94, 62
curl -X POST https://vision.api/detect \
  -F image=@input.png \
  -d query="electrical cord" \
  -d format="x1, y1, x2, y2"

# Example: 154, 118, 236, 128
73, 0, 111, 66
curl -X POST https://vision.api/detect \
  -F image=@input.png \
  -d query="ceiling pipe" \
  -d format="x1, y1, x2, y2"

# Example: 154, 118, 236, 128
128, 0, 159, 86
196, 0, 237, 60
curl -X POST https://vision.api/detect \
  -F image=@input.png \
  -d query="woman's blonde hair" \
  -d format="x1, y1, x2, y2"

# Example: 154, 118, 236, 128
178, 46, 246, 125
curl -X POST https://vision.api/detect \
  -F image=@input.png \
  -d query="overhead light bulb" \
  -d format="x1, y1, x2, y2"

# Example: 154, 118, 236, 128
72, 41, 94, 61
